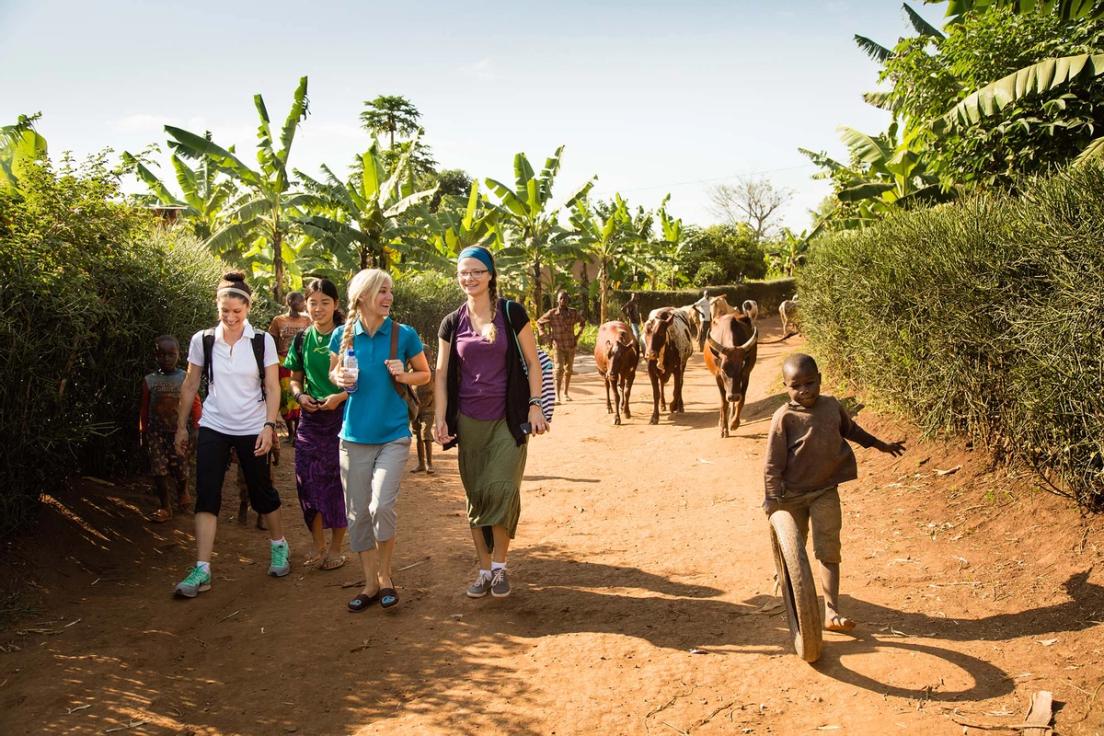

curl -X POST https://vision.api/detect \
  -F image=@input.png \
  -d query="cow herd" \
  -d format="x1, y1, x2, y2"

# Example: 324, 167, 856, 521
593, 294, 798, 436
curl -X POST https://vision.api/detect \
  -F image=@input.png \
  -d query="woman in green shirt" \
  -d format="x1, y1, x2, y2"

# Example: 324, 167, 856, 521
286, 278, 349, 570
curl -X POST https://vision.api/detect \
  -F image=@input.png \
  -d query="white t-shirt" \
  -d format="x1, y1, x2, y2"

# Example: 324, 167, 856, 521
188, 320, 279, 436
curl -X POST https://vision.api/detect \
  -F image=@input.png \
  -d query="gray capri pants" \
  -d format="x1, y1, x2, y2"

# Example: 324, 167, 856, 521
339, 438, 410, 552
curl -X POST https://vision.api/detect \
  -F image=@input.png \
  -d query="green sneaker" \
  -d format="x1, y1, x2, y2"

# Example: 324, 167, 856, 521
269, 542, 291, 577
174, 566, 211, 598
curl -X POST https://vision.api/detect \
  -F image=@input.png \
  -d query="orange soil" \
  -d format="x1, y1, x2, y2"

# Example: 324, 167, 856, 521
1, 316, 1103, 735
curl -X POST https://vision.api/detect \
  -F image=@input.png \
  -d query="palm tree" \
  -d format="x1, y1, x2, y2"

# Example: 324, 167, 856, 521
484, 146, 594, 312
360, 95, 421, 149
296, 139, 438, 272
166, 76, 312, 300
121, 134, 238, 239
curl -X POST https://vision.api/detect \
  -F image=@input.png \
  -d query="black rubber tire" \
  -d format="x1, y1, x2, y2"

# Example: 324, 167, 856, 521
769, 510, 823, 663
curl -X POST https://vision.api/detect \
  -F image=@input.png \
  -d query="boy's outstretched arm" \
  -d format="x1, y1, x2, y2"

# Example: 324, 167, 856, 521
763, 413, 787, 515
838, 404, 906, 456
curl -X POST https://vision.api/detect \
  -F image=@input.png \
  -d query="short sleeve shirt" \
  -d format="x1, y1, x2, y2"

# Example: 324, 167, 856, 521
283, 325, 341, 400
329, 318, 424, 445
187, 321, 279, 436
144, 369, 188, 434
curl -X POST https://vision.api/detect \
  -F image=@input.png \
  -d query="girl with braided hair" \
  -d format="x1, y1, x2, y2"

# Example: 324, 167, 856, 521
329, 269, 431, 612
434, 246, 549, 599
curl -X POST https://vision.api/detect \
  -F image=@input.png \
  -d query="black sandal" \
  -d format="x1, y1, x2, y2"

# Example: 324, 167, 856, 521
347, 590, 380, 613
379, 588, 399, 609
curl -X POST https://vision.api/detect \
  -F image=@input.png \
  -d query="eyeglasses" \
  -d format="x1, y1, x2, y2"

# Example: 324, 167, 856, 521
458, 269, 489, 279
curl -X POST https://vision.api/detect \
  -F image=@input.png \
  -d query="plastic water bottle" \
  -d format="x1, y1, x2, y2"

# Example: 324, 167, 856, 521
344, 349, 359, 394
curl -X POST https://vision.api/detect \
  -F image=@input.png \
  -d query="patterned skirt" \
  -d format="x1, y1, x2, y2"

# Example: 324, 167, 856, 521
279, 365, 301, 421
294, 407, 347, 529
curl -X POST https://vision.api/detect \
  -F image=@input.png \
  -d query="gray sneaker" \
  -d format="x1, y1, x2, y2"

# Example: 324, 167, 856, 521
490, 568, 511, 598
466, 571, 492, 598
269, 542, 291, 577
174, 566, 211, 598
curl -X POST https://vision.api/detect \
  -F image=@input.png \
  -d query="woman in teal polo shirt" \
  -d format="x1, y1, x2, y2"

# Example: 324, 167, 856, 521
329, 268, 431, 612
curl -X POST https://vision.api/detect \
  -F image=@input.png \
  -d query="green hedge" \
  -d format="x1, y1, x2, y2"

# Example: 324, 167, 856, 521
611, 279, 796, 320
0, 162, 225, 536
799, 165, 1104, 511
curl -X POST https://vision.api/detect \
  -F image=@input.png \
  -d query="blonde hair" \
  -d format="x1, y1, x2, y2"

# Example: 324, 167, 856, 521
339, 268, 393, 356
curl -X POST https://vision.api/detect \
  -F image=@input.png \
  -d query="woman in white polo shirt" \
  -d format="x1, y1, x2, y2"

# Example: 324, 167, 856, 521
171, 271, 290, 598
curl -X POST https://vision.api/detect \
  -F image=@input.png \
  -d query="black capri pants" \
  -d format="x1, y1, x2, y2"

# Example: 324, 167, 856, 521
194, 427, 281, 516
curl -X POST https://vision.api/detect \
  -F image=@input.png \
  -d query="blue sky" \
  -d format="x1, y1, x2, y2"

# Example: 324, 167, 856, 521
0, 0, 946, 230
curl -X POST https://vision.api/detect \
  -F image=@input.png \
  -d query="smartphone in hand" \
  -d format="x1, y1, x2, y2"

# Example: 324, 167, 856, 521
520, 422, 532, 435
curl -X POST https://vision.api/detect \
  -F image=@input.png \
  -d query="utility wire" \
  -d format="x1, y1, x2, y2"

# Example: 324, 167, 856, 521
590, 162, 816, 196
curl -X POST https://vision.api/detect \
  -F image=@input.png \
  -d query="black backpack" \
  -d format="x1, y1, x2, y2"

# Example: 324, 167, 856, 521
200, 328, 268, 402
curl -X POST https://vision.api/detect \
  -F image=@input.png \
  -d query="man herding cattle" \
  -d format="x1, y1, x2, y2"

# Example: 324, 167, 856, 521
538, 290, 586, 403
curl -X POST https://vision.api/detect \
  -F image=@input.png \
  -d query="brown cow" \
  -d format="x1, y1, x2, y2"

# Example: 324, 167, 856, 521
641, 307, 694, 424
594, 321, 638, 425
703, 312, 758, 437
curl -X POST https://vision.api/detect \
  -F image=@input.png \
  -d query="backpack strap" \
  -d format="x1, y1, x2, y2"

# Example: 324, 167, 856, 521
252, 333, 267, 402
293, 330, 306, 369
388, 320, 406, 402
201, 328, 216, 388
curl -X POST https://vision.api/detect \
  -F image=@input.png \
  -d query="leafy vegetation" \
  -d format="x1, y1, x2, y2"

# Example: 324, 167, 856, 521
800, 164, 1104, 511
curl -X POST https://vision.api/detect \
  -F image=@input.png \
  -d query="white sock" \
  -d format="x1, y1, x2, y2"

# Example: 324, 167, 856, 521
479, 568, 492, 580
196, 561, 210, 574
491, 561, 506, 572
270, 537, 287, 547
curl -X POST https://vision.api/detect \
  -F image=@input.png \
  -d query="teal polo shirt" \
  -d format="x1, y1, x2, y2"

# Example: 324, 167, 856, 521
329, 317, 424, 445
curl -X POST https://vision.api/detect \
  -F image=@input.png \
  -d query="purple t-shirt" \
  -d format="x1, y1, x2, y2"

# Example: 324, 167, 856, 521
455, 305, 508, 420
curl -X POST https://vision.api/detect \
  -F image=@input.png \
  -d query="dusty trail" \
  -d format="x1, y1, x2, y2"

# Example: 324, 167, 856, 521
2, 316, 1103, 735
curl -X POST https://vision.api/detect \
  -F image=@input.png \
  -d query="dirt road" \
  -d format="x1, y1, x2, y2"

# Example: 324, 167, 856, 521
2, 317, 1103, 735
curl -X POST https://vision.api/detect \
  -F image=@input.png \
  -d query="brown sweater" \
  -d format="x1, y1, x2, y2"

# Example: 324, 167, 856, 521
763, 395, 878, 500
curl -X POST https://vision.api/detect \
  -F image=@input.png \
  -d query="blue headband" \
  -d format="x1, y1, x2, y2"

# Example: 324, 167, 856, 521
458, 246, 495, 275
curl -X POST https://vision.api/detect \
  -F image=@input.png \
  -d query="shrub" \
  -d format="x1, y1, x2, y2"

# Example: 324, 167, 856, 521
0, 159, 225, 536
800, 165, 1104, 511
391, 271, 464, 354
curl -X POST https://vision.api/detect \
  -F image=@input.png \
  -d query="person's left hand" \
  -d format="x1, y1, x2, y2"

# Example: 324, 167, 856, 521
320, 393, 344, 411
528, 404, 549, 435
385, 359, 405, 380
876, 439, 906, 457
255, 425, 274, 456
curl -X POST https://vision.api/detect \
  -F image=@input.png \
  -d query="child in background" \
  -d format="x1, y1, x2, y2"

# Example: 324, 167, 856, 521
139, 335, 201, 523
268, 291, 311, 443
411, 348, 436, 474
763, 352, 905, 632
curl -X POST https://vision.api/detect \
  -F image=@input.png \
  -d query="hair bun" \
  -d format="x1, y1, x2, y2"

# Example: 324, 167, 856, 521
222, 271, 247, 284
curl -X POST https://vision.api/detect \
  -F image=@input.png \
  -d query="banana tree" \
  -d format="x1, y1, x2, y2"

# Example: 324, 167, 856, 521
295, 138, 438, 273
165, 76, 311, 301
570, 195, 643, 323
484, 146, 594, 312
767, 222, 824, 277
0, 113, 47, 194
121, 134, 238, 239
422, 179, 501, 266
931, 0, 1104, 24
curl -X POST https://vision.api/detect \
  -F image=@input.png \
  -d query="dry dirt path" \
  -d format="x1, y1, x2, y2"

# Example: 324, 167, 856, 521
2, 317, 1103, 735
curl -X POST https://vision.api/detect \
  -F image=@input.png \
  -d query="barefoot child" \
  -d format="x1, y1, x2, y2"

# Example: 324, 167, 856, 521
411, 348, 435, 474
268, 291, 311, 443
139, 336, 201, 523
763, 353, 905, 632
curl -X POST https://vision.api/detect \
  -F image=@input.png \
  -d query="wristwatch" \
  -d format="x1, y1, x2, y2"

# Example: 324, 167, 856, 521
263, 421, 278, 431
528, 397, 542, 408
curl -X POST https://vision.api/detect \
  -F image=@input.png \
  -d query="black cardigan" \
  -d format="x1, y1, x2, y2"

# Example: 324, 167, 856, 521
438, 298, 531, 450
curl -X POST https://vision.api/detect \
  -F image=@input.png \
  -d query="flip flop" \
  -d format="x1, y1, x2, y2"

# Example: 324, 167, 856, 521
379, 587, 399, 609
320, 554, 347, 571
347, 590, 380, 613
825, 615, 857, 633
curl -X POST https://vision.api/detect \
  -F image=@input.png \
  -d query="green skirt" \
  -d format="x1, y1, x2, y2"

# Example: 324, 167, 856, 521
457, 414, 527, 538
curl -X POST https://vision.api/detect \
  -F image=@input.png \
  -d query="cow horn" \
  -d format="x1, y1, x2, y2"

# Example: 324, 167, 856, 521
739, 327, 757, 351
706, 335, 724, 354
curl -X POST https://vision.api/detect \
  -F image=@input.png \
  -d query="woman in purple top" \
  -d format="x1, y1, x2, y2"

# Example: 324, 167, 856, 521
434, 246, 548, 599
